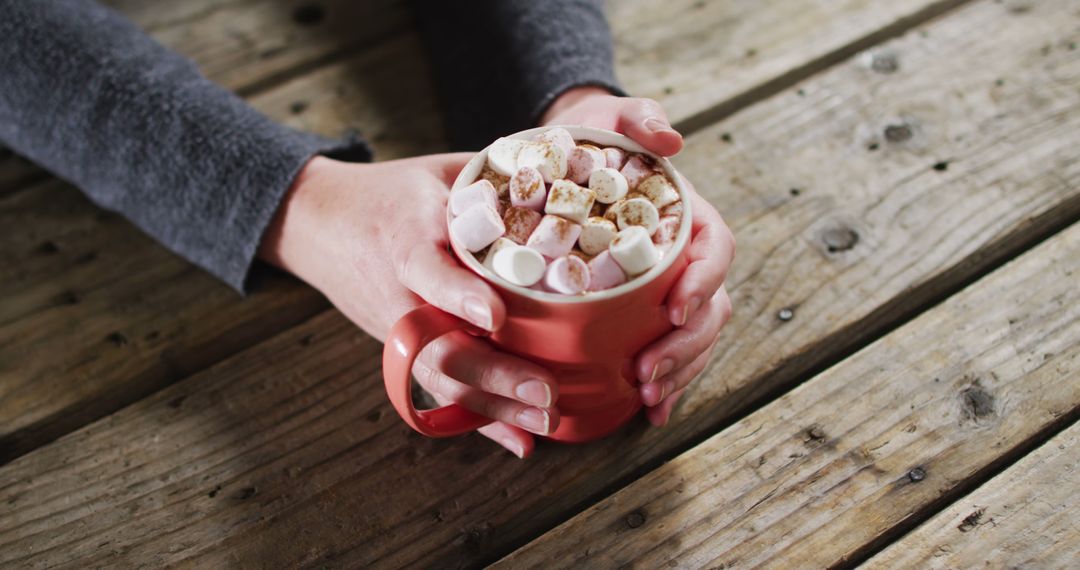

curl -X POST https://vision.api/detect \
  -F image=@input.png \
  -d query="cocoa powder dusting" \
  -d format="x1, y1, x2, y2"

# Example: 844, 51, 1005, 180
553, 217, 573, 240
568, 260, 584, 284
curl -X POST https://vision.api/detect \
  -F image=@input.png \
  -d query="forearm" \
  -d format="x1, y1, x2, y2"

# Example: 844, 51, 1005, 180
0, 0, 369, 291
413, 0, 624, 150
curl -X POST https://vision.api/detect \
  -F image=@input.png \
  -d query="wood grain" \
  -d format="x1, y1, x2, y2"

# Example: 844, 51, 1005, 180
1, 0, 1076, 567
0, 0, 976, 463
864, 423, 1080, 569
498, 223, 1080, 569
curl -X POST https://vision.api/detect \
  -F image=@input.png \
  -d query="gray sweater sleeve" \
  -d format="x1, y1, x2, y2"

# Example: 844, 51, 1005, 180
0, 0, 370, 292
413, 0, 625, 151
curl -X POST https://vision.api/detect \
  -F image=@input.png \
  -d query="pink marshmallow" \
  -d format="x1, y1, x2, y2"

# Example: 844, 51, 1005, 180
502, 206, 542, 245
509, 166, 547, 211
566, 145, 605, 185
603, 147, 628, 169
451, 203, 505, 252
544, 255, 590, 295
449, 179, 498, 217
526, 214, 581, 259
620, 154, 657, 190
653, 214, 681, 247
587, 250, 628, 292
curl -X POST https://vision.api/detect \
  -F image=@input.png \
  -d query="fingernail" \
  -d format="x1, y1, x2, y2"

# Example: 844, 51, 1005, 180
501, 438, 526, 459
517, 408, 550, 434
515, 379, 552, 407
657, 380, 669, 403
650, 358, 675, 382
644, 118, 670, 133
463, 297, 492, 330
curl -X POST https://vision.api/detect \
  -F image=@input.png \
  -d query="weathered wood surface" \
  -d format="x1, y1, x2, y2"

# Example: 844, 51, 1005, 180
0, 0, 975, 463
864, 423, 1080, 569
1, 0, 1077, 566
498, 223, 1080, 569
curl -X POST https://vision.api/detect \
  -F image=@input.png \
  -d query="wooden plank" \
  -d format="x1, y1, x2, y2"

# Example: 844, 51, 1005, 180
1, 0, 1077, 566
497, 225, 1080, 569
864, 423, 1080, 569
0, 0, 973, 461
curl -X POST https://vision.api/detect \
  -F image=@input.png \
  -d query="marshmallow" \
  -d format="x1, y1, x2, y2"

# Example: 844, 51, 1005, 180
638, 174, 681, 209
603, 193, 646, 224
545, 179, 595, 225
509, 166, 547, 211
492, 244, 547, 287
578, 216, 618, 256
620, 154, 656, 190
660, 200, 684, 218
526, 214, 581, 259
603, 147, 628, 169
566, 145, 606, 185
653, 214, 681, 247
534, 127, 575, 154
517, 141, 568, 183
543, 255, 590, 295
482, 237, 517, 272
502, 206, 543, 245
487, 137, 525, 177
610, 226, 660, 276
587, 250, 628, 291
451, 203, 505, 252
480, 167, 510, 198
449, 179, 498, 216
616, 197, 660, 235
589, 167, 629, 204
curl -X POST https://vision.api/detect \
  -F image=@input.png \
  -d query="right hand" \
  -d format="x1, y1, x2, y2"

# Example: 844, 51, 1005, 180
258, 154, 559, 458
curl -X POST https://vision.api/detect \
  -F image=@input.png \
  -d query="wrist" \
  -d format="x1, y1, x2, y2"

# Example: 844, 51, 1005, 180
540, 86, 615, 125
258, 154, 336, 273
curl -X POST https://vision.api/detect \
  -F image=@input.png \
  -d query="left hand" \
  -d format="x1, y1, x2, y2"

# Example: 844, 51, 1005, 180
542, 87, 736, 427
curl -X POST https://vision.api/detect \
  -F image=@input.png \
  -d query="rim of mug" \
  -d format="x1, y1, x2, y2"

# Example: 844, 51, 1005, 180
448, 125, 694, 305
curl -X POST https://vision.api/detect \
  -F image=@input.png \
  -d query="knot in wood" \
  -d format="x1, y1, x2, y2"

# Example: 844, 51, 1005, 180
625, 510, 646, 529
907, 467, 926, 482
823, 226, 859, 253
870, 51, 899, 73
884, 123, 913, 142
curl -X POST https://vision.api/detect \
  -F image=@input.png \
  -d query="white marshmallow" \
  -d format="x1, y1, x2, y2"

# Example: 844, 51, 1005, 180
545, 179, 595, 225
517, 141, 568, 183
534, 127, 575, 154
451, 203, 505, 252
616, 197, 660, 235
653, 214, 681, 247
610, 226, 660, 276
603, 147, 628, 169
502, 206, 542, 244
589, 167, 629, 204
492, 245, 547, 287
578, 216, 618, 256
449, 179, 498, 216
482, 237, 517, 272
620, 154, 656, 190
566, 145, 606, 185
509, 166, 547, 211
526, 214, 581, 259
638, 174, 680, 209
587, 250, 628, 291
543, 255, 590, 294
487, 138, 525, 177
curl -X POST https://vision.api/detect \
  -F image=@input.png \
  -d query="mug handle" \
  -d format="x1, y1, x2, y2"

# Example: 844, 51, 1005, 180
382, 304, 495, 437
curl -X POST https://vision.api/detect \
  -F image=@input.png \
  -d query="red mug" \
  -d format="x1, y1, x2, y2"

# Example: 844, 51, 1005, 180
382, 126, 692, 442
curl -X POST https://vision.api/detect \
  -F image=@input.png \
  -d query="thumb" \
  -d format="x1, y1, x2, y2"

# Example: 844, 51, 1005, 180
615, 98, 684, 157
396, 243, 506, 332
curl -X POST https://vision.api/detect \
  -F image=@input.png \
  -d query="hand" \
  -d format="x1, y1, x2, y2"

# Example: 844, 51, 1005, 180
259, 154, 560, 458
542, 87, 736, 426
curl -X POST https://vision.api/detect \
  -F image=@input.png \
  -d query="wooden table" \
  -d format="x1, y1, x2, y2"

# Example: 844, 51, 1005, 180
2, 0, 1078, 567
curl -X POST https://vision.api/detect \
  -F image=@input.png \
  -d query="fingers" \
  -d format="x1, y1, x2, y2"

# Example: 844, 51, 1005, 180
637, 286, 730, 389
425, 152, 476, 186
615, 98, 684, 157
646, 388, 686, 427
412, 334, 560, 436
395, 242, 506, 332
421, 332, 558, 407
666, 189, 736, 327
431, 391, 535, 458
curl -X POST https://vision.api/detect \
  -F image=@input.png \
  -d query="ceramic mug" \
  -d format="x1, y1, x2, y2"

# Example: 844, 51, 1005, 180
382, 126, 693, 442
